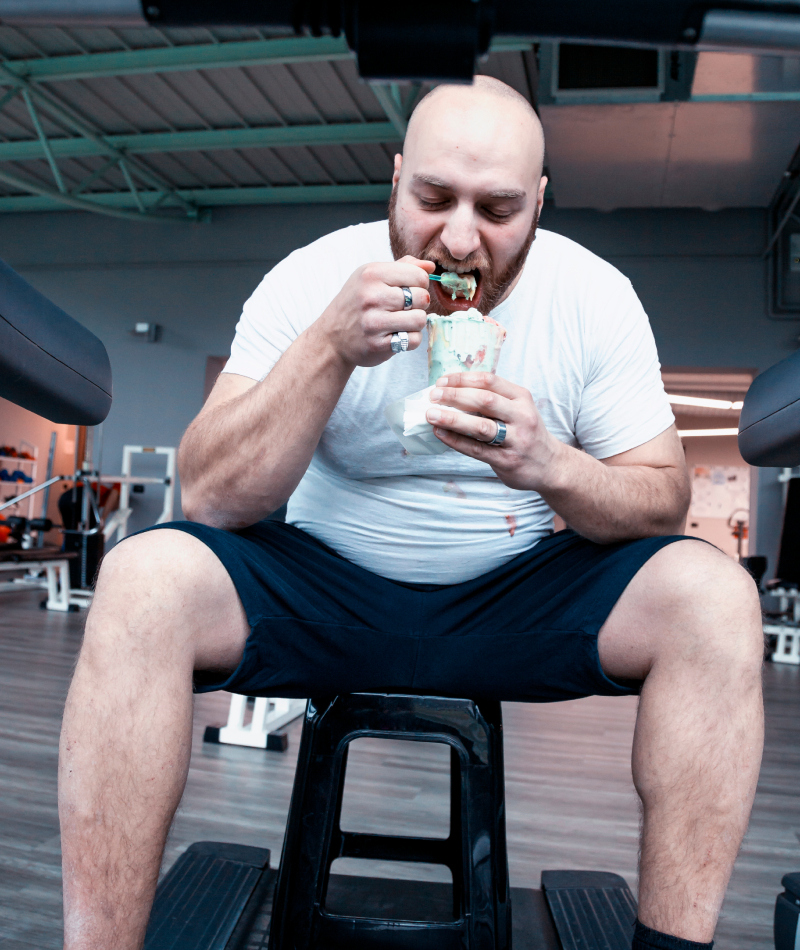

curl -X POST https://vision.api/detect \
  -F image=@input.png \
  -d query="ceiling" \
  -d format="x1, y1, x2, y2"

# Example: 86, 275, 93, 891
541, 53, 800, 209
0, 25, 797, 219
0, 24, 534, 219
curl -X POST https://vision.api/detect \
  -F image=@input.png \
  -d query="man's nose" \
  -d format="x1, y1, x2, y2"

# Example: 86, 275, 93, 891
440, 204, 481, 261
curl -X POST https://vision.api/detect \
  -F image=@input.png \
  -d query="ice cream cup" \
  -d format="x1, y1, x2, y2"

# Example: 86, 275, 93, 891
427, 308, 507, 386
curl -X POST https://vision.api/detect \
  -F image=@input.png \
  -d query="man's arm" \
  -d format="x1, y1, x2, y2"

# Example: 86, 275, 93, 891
425, 373, 690, 543
179, 256, 433, 529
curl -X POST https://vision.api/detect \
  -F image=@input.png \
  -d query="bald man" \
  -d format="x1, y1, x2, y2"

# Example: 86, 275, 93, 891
59, 77, 763, 950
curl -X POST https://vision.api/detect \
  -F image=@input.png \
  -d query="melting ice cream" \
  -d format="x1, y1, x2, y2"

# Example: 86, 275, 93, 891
430, 271, 478, 301
427, 307, 507, 386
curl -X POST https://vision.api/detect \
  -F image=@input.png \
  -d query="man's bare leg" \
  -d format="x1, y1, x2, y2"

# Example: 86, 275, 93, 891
59, 529, 249, 950
598, 539, 764, 943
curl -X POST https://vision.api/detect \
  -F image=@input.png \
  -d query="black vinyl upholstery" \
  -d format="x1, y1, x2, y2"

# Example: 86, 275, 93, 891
739, 349, 800, 467
0, 257, 111, 425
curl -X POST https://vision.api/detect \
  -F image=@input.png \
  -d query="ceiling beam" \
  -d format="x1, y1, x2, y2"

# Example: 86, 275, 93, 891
0, 35, 532, 86
370, 86, 407, 137
0, 182, 393, 214
0, 164, 178, 221
0, 121, 399, 163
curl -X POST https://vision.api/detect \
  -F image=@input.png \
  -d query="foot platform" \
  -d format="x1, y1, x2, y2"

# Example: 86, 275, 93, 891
143, 842, 271, 950
542, 870, 637, 950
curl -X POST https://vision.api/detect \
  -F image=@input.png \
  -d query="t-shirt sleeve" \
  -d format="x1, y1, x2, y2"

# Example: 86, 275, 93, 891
575, 278, 674, 459
223, 252, 309, 382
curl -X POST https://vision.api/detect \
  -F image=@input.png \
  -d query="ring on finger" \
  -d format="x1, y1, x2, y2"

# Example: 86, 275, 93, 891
488, 420, 507, 445
390, 331, 409, 353
401, 286, 413, 310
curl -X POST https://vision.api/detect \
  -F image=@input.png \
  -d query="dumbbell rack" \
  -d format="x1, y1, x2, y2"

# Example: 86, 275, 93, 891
0, 444, 38, 519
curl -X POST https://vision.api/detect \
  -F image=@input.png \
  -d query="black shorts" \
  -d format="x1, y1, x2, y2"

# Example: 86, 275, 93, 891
139, 520, 690, 703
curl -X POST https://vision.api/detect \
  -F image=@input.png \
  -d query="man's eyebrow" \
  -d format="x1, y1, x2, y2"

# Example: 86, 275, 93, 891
486, 189, 526, 200
410, 175, 525, 201
411, 174, 451, 189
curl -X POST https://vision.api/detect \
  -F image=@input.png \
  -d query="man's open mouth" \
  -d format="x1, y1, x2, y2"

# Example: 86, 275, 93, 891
431, 263, 482, 310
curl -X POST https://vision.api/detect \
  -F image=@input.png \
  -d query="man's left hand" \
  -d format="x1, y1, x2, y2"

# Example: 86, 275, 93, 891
425, 373, 564, 491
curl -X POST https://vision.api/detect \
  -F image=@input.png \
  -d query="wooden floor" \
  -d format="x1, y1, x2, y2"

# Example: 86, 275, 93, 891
0, 587, 798, 949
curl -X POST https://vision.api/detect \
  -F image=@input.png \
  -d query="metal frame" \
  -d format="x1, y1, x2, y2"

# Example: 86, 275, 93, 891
107, 445, 176, 544
5, 31, 798, 219
215, 695, 306, 749
0, 556, 73, 610
0, 34, 528, 219
766, 142, 800, 314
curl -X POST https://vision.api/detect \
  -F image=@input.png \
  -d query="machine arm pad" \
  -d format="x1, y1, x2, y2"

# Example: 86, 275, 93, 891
0, 257, 111, 425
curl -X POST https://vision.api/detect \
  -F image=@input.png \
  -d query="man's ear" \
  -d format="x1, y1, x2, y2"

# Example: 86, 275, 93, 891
392, 153, 403, 187
537, 175, 548, 213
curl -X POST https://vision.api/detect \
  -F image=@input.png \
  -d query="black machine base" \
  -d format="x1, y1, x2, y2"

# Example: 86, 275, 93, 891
143, 842, 638, 950
775, 872, 800, 950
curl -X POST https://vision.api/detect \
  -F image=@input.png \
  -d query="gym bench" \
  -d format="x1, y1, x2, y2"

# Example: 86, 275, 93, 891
0, 546, 79, 611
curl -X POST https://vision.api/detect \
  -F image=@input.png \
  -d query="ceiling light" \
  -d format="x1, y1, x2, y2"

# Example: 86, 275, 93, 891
667, 394, 741, 410
678, 428, 740, 437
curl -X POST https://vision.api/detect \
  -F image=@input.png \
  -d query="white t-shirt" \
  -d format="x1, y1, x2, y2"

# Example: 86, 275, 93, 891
225, 220, 674, 584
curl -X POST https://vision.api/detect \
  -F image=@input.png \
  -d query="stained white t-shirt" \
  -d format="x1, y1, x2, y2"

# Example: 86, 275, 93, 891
225, 220, 674, 584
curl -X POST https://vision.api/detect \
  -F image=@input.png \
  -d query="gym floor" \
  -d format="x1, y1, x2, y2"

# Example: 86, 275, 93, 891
0, 589, 796, 950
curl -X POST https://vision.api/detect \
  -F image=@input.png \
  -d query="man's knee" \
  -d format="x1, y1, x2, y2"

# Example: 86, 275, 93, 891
602, 540, 763, 681
649, 540, 763, 671
85, 529, 246, 670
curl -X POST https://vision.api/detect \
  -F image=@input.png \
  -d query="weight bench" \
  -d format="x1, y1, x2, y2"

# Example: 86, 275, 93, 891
0, 545, 79, 611
144, 693, 638, 950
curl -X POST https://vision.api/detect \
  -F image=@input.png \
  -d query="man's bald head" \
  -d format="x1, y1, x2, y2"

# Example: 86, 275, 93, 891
389, 75, 548, 316
404, 75, 545, 178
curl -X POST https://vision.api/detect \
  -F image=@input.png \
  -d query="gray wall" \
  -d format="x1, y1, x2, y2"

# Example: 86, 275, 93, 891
1, 203, 794, 564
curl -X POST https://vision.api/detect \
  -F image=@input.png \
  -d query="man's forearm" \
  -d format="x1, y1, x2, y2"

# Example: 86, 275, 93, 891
539, 441, 690, 544
179, 324, 353, 529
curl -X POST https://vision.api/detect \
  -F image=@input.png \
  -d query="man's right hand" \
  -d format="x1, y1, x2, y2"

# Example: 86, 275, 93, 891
316, 256, 434, 367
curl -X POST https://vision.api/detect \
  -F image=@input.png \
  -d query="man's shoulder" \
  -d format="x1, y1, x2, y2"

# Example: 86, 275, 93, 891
533, 228, 631, 289
282, 219, 391, 272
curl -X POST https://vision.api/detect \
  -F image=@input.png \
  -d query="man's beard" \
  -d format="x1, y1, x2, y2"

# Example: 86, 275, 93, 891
388, 187, 539, 316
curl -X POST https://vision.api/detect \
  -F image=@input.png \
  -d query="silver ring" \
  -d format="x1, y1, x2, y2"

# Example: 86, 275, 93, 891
488, 420, 507, 445
401, 286, 413, 310
390, 331, 409, 353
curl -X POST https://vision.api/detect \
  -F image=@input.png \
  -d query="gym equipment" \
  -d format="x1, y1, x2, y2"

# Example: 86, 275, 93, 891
0, 544, 76, 611
5, 2, 800, 81
749, 470, 800, 663
739, 349, 800, 468
270, 694, 511, 950
203, 696, 306, 752
0, 442, 176, 604
737, 354, 800, 947
0, 256, 111, 426
101, 445, 176, 545
144, 694, 638, 950
0, 255, 111, 604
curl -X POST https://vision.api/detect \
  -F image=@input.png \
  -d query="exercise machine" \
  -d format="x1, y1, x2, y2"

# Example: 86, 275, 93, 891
145, 695, 636, 950
737, 348, 800, 949
0, 256, 111, 607
102, 445, 177, 545
0, 257, 110, 425
5, 1, 800, 83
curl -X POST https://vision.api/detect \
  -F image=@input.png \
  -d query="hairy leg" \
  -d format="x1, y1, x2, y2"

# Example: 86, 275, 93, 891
59, 529, 249, 950
598, 540, 764, 943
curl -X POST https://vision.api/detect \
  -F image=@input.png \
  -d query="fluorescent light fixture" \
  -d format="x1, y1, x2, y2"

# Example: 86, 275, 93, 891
667, 393, 743, 410
678, 428, 740, 437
